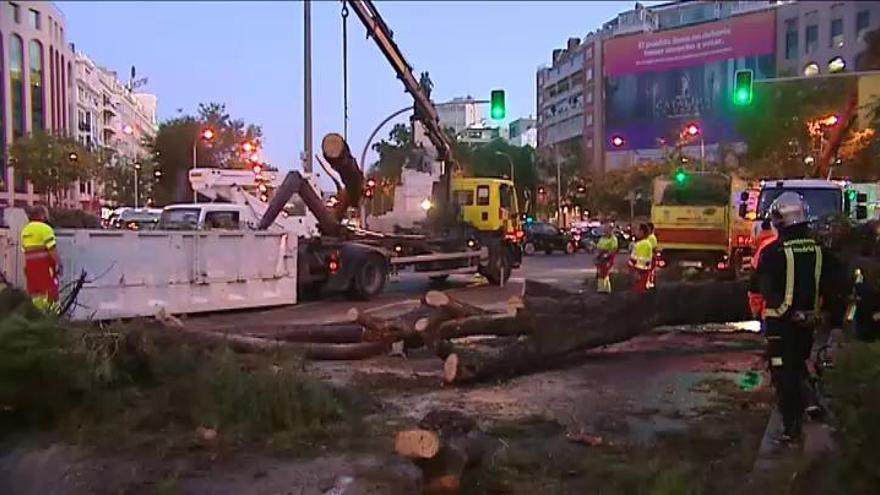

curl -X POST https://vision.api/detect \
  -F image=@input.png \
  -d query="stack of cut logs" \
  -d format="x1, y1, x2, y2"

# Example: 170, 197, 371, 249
172, 279, 750, 386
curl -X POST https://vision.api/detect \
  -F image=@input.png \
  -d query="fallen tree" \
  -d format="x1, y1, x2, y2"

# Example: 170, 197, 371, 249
441, 280, 750, 384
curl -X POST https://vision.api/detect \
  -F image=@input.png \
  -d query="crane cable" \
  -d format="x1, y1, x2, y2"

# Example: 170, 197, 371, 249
341, 1, 350, 142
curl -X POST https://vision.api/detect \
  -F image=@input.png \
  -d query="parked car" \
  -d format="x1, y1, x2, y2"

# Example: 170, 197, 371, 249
523, 221, 576, 255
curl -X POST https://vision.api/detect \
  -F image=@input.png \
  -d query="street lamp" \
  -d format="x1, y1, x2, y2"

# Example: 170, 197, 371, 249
192, 128, 215, 203
494, 151, 514, 184
133, 162, 142, 208
682, 122, 705, 170
67, 151, 79, 162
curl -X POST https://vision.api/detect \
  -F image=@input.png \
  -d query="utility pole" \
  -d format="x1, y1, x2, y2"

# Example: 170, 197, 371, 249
556, 161, 562, 228
303, 0, 313, 174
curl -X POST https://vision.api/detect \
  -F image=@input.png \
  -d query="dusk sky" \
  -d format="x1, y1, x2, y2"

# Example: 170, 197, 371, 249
60, 1, 647, 174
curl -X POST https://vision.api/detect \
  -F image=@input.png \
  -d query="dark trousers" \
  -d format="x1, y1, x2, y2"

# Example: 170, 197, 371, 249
765, 319, 814, 435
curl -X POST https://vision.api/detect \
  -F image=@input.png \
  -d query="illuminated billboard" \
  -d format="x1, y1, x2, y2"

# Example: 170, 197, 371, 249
604, 10, 777, 151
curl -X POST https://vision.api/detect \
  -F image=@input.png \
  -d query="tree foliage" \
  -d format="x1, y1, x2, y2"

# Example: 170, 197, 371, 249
8, 131, 99, 206
148, 103, 262, 205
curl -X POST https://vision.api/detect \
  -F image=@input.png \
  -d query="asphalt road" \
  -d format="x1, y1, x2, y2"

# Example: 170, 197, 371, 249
189, 251, 598, 330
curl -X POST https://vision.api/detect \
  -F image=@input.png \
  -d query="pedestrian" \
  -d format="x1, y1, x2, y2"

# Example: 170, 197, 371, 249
751, 193, 844, 444
747, 219, 778, 322
629, 223, 654, 294
595, 223, 619, 294
20, 205, 62, 311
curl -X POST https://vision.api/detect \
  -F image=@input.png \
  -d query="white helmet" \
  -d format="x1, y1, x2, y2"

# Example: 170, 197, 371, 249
768, 192, 809, 229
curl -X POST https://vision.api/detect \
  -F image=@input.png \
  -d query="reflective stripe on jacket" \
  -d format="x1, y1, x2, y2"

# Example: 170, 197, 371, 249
763, 238, 823, 319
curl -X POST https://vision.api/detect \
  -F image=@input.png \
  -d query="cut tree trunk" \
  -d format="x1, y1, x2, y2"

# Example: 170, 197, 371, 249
442, 280, 750, 384
429, 314, 530, 342
165, 324, 388, 360
423, 291, 488, 318
246, 323, 366, 344
395, 410, 498, 495
349, 306, 435, 343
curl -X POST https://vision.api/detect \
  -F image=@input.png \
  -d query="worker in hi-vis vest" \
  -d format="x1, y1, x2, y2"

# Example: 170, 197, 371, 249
628, 223, 654, 294
595, 223, 619, 294
20, 206, 62, 311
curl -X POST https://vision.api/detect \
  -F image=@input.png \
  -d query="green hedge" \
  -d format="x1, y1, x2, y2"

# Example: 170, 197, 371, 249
828, 341, 880, 494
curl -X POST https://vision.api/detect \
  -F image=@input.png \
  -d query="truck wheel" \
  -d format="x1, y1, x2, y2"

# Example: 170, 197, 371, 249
523, 242, 536, 256
349, 255, 387, 300
481, 245, 511, 286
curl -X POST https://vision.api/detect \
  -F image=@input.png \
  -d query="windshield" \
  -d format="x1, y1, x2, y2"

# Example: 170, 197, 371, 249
157, 208, 201, 230
757, 188, 843, 221
657, 175, 729, 206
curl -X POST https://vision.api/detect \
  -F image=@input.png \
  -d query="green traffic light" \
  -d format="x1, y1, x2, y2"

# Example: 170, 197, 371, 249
674, 169, 687, 184
490, 89, 506, 120
733, 69, 753, 106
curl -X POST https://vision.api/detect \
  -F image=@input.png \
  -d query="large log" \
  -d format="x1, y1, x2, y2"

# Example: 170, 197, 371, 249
164, 324, 389, 360
442, 280, 750, 384
430, 314, 531, 342
246, 323, 366, 344
349, 306, 434, 343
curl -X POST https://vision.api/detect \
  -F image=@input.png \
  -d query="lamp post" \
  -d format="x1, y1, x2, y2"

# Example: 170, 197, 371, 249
192, 128, 215, 203
133, 161, 141, 208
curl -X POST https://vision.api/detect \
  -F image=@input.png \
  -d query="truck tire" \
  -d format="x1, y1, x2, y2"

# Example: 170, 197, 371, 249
348, 255, 388, 300
481, 243, 512, 286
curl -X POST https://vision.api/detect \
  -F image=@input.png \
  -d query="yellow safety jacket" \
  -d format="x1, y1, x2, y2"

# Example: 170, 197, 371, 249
20, 221, 57, 259
629, 238, 653, 271
597, 235, 619, 253
647, 233, 658, 251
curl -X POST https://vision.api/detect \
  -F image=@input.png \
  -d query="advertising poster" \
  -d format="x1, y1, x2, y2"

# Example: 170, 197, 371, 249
604, 10, 777, 151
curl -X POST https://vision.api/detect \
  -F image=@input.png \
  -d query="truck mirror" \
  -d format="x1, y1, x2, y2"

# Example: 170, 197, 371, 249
739, 191, 749, 202
857, 205, 868, 220
738, 203, 748, 219
857, 192, 868, 203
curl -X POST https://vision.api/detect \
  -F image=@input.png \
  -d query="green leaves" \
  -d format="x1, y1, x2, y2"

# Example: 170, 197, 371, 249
8, 131, 99, 206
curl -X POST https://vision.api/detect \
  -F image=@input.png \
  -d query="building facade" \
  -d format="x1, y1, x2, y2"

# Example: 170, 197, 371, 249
73, 53, 158, 208
536, 32, 603, 177
776, 1, 880, 77
507, 117, 537, 148
436, 96, 481, 136
1, 0, 75, 207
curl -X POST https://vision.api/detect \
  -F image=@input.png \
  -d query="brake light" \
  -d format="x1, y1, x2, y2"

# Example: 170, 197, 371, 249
515, 230, 525, 240
716, 261, 728, 271
328, 253, 340, 273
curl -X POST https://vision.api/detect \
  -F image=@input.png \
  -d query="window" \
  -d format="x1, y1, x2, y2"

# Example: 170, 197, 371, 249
499, 184, 513, 209
204, 211, 240, 230
29, 40, 44, 131
453, 190, 474, 206
830, 18, 844, 47
586, 91, 593, 104
805, 24, 818, 54
28, 8, 39, 30
587, 138, 594, 149
585, 114, 593, 126
785, 19, 798, 60
857, 10, 870, 39
9, 35, 24, 138
9, 2, 20, 23
476, 185, 490, 206
586, 67, 593, 81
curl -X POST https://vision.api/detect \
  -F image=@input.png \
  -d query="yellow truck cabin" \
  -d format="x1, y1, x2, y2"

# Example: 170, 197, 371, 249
452, 177, 520, 233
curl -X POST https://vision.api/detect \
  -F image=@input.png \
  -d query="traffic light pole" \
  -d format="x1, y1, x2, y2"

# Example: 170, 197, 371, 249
303, 0, 313, 175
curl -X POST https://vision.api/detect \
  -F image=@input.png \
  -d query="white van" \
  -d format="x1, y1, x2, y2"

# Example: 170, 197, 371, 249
157, 204, 254, 231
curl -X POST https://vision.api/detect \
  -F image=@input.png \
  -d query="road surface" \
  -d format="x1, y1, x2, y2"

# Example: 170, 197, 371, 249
188, 251, 598, 330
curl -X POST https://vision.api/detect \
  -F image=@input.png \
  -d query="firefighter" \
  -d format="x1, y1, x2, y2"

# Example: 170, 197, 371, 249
751, 193, 844, 444
747, 219, 778, 320
629, 223, 654, 294
20, 205, 62, 311
595, 223, 619, 294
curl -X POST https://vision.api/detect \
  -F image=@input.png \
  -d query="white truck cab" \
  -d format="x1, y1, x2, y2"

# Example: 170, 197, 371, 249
157, 203, 253, 231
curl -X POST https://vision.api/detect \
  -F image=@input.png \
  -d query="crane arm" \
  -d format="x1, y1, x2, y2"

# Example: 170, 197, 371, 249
345, 0, 455, 164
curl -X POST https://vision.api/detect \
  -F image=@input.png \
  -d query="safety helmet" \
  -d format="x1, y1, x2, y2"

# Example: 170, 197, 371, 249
768, 191, 809, 229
